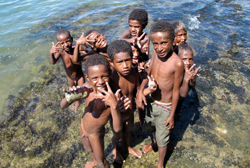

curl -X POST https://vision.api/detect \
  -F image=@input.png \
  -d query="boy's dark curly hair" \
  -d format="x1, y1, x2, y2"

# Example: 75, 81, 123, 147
107, 40, 132, 61
150, 20, 175, 42
85, 54, 110, 75
128, 8, 148, 28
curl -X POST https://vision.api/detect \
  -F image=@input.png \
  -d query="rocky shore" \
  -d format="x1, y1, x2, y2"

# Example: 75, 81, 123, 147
0, 52, 250, 167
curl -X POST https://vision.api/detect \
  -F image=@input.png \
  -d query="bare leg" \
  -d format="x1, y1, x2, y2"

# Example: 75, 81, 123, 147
110, 118, 124, 163
157, 146, 167, 168
88, 130, 109, 168
124, 115, 142, 158
61, 98, 70, 109
80, 120, 97, 168
142, 132, 157, 154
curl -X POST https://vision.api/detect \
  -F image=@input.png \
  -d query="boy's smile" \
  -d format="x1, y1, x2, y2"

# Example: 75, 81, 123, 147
129, 20, 143, 37
57, 34, 72, 52
88, 31, 107, 49
174, 29, 187, 45
132, 45, 139, 65
86, 65, 110, 93
112, 52, 132, 76
151, 32, 173, 58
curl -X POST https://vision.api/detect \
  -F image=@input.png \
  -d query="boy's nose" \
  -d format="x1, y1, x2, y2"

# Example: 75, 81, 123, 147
98, 78, 105, 84
123, 61, 128, 68
157, 45, 163, 52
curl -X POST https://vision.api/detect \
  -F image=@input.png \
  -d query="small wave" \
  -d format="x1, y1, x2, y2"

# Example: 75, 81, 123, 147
187, 14, 201, 30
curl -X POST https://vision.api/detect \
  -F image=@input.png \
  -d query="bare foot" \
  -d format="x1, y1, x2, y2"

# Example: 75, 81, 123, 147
112, 147, 125, 163
128, 147, 142, 158
142, 143, 157, 154
85, 161, 97, 168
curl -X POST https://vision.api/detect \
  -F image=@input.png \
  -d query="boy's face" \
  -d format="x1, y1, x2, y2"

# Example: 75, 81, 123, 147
151, 32, 173, 58
129, 20, 143, 37
57, 34, 73, 52
180, 50, 194, 69
88, 31, 107, 49
85, 65, 110, 93
112, 52, 132, 76
174, 29, 187, 46
132, 45, 139, 65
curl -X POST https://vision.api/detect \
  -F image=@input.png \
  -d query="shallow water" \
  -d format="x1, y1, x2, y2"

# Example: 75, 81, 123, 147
0, 0, 250, 167
1, 0, 249, 114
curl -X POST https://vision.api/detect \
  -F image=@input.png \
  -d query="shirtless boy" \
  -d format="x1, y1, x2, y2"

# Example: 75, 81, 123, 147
175, 44, 200, 119
50, 29, 85, 111
107, 40, 142, 162
178, 44, 200, 98
136, 20, 184, 168
173, 21, 187, 54
61, 54, 122, 168
120, 8, 150, 60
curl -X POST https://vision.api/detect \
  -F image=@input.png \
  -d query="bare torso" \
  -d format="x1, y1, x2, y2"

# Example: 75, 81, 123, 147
82, 83, 111, 135
150, 51, 182, 103
60, 49, 84, 81
111, 68, 139, 121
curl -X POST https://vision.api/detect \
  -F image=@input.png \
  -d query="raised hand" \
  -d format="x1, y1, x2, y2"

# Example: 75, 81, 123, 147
97, 82, 118, 108
75, 32, 95, 48
50, 42, 60, 54
147, 75, 157, 93
116, 90, 131, 112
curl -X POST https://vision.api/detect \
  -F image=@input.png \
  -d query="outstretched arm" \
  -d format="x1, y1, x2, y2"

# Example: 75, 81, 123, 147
73, 33, 94, 63
60, 85, 93, 109
50, 42, 61, 64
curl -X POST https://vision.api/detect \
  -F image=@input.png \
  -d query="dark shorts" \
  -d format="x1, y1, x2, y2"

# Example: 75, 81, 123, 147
144, 96, 172, 147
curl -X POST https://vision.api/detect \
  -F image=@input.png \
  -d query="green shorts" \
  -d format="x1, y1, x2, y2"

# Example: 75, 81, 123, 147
144, 96, 172, 147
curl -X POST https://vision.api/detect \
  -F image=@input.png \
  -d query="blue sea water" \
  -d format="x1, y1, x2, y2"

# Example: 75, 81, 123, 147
0, 0, 249, 115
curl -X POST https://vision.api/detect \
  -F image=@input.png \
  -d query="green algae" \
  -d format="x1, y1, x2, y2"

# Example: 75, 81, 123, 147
1, 52, 250, 167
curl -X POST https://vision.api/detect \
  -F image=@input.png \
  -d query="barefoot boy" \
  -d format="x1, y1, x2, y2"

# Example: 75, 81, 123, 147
61, 54, 122, 168
50, 29, 85, 111
107, 40, 142, 162
136, 20, 184, 168
120, 8, 150, 60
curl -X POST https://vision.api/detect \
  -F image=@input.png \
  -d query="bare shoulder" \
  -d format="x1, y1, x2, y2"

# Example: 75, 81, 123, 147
172, 52, 184, 68
83, 81, 92, 88
120, 31, 130, 39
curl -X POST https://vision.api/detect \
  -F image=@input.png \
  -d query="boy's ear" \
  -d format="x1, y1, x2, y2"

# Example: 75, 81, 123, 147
85, 74, 90, 81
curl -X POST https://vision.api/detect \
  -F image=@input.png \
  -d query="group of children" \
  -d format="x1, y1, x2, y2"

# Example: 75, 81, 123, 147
50, 8, 200, 168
